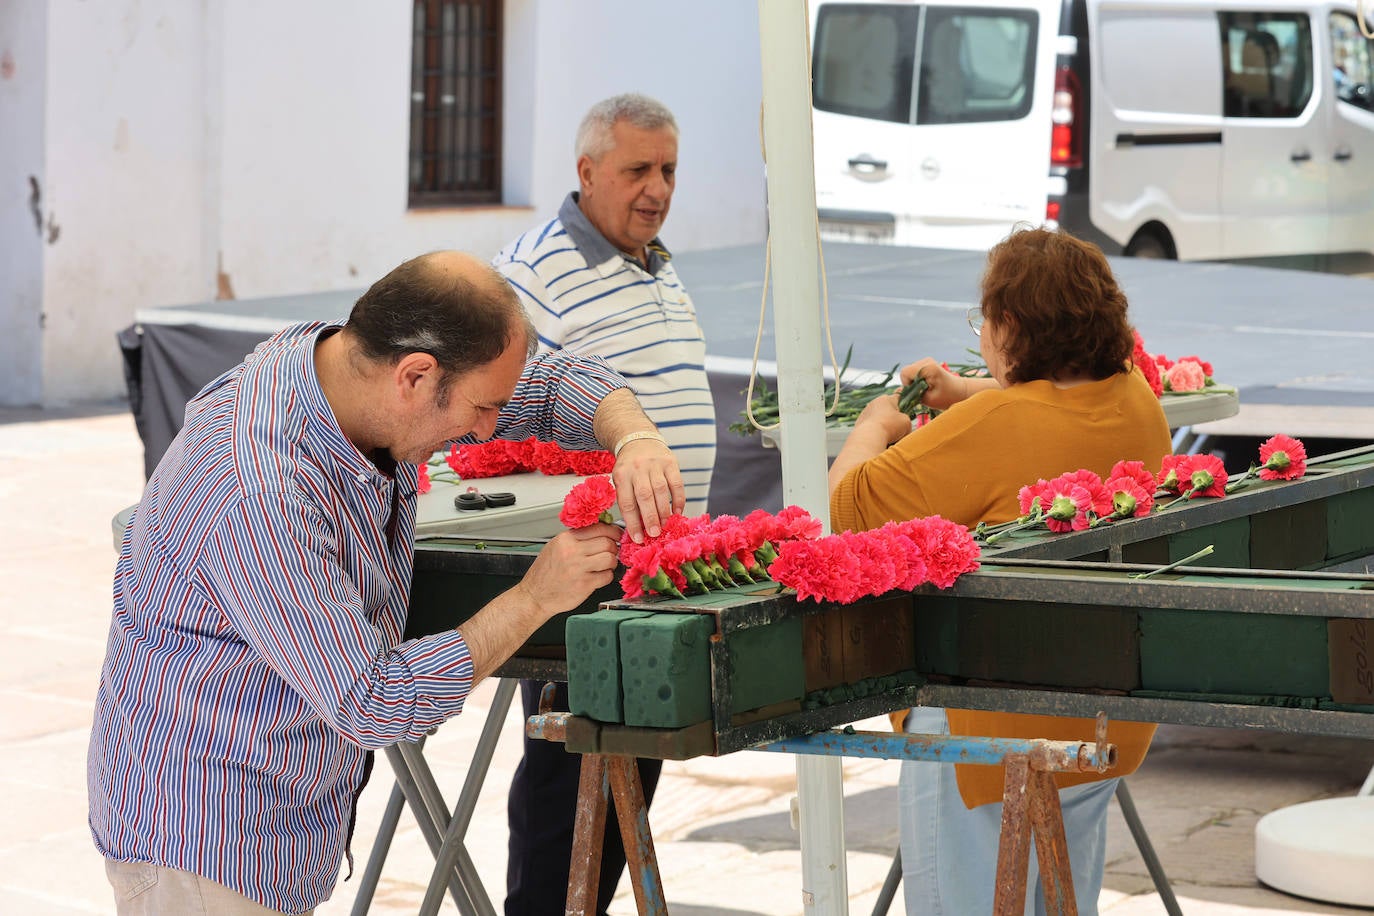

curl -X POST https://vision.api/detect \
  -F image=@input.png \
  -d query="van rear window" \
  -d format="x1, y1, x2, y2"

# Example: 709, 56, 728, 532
813, 4, 1038, 125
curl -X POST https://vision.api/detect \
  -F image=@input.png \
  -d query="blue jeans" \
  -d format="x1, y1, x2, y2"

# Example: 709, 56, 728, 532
898, 706, 1117, 916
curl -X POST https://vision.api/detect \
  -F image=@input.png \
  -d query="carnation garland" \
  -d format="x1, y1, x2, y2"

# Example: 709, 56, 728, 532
557, 484, 982, 603
977, 435, 1312, 545
418, 438, 616, 493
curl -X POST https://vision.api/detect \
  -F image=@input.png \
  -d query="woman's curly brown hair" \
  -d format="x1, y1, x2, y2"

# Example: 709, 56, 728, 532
980, 227, 1134, 385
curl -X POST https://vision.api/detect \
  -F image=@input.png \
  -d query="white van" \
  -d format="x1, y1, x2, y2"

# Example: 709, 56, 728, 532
809, 0, 1374, 263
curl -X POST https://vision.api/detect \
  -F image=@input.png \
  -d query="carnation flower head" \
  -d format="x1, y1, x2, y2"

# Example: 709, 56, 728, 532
1043, 481, 1094, 532
1185, 454, 1228, 498
1056, 469, 1111, 516
770, 538, 863, 603
775, 505, 824, 542
565, 449, 616, 476
533, 440, 575, 476
1018, 479, 1051, 517
1131, 330, 1164, 397
1104, 475, 1153, 517
1258, 434, 1307, 481
1110, 460, 1159, 497
893, 516, 981, 588
417, 462, 432, 494
839, 530, 900, 596
875, 522, 929, 591
1177, 355, 1214, 378
1165, 360, 1206, 392
559, 475, 617, 528
1157, 454, 1192, 493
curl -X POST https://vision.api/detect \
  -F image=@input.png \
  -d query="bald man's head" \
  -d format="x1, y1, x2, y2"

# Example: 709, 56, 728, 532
344, 250, 536, 383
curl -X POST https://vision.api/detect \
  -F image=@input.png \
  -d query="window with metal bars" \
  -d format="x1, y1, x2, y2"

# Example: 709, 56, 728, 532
408, 0, 503, 206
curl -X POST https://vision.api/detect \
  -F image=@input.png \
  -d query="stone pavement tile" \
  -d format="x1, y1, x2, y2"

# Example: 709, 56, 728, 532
1104, 889, 1359, 915
0, 683, 98, 743
0, 627, 106, 695
603, 841, 897, 916
0, 824, 120, 915
0, 727, 89, 794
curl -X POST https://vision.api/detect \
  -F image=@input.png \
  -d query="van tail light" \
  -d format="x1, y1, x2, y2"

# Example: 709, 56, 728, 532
1045, 200, 1062, 223
1050, 65, 1082, 168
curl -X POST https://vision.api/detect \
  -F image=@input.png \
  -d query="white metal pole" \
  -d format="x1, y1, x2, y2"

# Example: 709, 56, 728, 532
757, 1, 849, 912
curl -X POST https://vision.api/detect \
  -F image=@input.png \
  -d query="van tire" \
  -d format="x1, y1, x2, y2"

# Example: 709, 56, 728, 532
1124, 229, 1174, 260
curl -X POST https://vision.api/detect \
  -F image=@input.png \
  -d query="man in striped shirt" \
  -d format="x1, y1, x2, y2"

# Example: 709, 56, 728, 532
493, 93, 715, 916
89, 251, 683, 915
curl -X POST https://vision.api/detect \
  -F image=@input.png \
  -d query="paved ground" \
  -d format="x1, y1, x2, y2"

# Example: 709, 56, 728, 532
2, 404, 1371, 915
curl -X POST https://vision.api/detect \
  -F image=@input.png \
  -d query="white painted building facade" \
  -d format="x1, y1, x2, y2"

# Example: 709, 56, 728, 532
0, 1, 768, 406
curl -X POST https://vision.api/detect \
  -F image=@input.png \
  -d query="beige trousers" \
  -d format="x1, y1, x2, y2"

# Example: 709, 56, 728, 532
104, 859, 314, 916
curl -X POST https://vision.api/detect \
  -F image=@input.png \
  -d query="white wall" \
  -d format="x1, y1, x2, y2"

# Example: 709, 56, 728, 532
0, 0, 767, 406
0, 1, 49, 406
39, 0, 209, 404
526, 0, 767, 252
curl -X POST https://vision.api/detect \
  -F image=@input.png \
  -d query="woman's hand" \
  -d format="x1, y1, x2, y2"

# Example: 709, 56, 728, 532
899, 358, 969, 411
854, 392, 913, 446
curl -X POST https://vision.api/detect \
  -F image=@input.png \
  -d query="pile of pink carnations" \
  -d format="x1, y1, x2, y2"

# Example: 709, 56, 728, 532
980, 434, 1308, 544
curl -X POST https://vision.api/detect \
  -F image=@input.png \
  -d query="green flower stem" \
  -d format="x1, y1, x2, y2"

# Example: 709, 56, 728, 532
680, 562, 709, 594
1129, 544, 1215, 580
727, 555, 757, 584
983, 517, 1045, 545
1224, 465, 1258, 494
642, 568, 685, 599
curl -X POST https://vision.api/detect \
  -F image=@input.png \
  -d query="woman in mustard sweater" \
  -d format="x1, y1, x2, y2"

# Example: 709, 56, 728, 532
829, 227, 1171, 915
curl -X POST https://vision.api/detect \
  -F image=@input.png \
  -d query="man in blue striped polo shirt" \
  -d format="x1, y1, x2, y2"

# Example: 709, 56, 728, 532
493, 93, 715, 916
89, 251, 683, 915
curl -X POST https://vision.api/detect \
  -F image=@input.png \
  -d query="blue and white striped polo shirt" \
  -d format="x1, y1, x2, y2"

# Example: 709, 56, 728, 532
88, 321, 624, 912
494, 193, 716, 513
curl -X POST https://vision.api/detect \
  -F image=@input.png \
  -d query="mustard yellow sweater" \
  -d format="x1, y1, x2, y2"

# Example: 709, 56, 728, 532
831, 369, 1171, 807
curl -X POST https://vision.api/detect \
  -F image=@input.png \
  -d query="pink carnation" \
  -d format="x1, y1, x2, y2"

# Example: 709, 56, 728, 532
1157, 454, 1192, 494
1042, 481, 1094, 533
1110, 460, 1159, 497
1165, 360, 1206, 392
770, 538, 863, 603
1055, 469, 1111, 517
1177, 355, 1214, 378
1185, 454, 1228, 498
559, 475, 617, 528
1018, 479, 1051, 517
1258, 434, 1307, 481
1103, 475, 1153, 517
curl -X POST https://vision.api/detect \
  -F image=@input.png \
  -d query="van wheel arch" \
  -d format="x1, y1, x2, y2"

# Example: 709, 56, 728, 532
1124, 224, 1176, 260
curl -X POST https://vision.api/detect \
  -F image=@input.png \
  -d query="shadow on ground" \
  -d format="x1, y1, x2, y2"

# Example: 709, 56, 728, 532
684, 785, 900, 856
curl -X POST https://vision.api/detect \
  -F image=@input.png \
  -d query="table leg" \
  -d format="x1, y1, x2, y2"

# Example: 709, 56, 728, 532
566, 755, 611, 916
1028, 767, 1079, 916
417, 678, 517, 916
383, 742, 476, 913
350, 782, 406, 916
607, 756, 668, 916
994, 753, 1033, 915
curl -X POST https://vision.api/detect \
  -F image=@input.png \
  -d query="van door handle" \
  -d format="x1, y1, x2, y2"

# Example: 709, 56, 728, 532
1334, 148, 1354, 162
1290, 150, 1312, 163
847, 155, 889, 179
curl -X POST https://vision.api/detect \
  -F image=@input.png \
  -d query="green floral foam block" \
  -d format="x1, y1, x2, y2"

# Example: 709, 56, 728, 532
567, 610, 653, 723
619, 613, 715, 729
726, 616, 804, 714
1139, 608, 1329, 697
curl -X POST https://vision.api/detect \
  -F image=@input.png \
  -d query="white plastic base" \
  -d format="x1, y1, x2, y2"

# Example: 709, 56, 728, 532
1255, 796, 1374, 907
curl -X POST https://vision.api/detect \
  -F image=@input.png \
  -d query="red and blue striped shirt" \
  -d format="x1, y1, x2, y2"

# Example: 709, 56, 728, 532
88, 321, 623, 912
